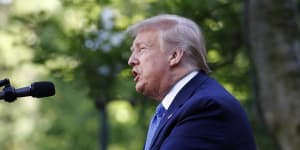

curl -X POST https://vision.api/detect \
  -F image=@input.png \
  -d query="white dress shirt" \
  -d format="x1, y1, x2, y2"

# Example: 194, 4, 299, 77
161, 71, 198, 110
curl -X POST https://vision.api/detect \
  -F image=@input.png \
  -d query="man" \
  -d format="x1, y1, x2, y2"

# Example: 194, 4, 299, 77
127, 14, 256, 150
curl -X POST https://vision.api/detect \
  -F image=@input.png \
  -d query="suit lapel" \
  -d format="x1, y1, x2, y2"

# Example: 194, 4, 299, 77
150, 71, 209, 148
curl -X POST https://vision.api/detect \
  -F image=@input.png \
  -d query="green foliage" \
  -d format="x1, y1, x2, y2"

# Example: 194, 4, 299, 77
0, 0, 278, 149
31, 79, 98, 150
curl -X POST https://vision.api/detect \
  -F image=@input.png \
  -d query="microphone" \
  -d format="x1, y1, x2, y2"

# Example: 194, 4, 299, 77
0, 81, 55, 102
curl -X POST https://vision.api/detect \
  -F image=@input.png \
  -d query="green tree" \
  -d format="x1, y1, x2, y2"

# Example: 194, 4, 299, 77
246, 0, 300, 149
1, 0, 289, 149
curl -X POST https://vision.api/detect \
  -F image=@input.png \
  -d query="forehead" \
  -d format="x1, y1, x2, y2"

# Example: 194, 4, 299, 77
132, 29, 160, 48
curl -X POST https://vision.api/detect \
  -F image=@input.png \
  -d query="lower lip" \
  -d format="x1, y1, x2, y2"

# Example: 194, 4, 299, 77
134, 76, 139, 82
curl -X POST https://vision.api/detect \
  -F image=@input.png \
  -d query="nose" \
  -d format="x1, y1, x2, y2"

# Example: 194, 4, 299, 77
128, 52, 138, 66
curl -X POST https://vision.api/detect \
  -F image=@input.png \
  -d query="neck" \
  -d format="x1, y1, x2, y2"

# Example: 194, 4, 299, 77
153, 65, 197, 101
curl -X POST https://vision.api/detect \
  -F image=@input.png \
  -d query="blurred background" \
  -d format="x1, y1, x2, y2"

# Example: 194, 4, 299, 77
0, 0, 299, 150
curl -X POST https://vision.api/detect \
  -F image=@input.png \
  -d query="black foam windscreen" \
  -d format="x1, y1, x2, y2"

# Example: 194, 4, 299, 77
31, 82, 55, 98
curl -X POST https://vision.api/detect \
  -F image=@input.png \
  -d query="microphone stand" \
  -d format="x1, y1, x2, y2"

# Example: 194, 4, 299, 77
0, 78, 17, 102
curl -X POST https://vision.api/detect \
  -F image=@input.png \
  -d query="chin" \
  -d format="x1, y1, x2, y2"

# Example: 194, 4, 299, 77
135, 85, 143, 93
137, 87, 149, 97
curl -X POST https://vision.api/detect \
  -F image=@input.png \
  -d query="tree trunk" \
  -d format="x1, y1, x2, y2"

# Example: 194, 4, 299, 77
95, 97, 108, 150
246, 0, 300, 149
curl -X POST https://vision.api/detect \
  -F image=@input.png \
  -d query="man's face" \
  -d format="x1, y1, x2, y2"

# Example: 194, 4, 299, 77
128, 29, 171, 100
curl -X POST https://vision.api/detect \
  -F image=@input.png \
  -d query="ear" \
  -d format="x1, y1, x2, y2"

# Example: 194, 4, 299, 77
168, 48, 184, 67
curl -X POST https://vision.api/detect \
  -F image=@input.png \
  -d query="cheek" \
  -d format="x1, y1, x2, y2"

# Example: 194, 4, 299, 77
142, 59, 169, 79
139, 51, 170, 78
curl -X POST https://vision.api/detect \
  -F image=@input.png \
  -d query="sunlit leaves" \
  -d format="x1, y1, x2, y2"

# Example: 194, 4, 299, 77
62, 8, 89, 32
119, 68, 131, 78
207, 49, 222, 63
205, 18, 224, 31
108, 100, 137, 125
234, 51, 250, 70
12, 0, 61, 15
44, 56, 79, 81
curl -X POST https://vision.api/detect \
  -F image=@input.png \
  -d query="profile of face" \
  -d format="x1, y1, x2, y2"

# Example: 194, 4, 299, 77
128, 29, 171, 100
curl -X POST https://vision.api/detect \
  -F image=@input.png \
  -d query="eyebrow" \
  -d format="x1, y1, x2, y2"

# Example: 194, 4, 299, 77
130, 43, 143, 52
130, 40, 153, 53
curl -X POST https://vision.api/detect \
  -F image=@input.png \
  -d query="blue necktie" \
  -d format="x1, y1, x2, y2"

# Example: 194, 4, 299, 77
144, 104, 166, 150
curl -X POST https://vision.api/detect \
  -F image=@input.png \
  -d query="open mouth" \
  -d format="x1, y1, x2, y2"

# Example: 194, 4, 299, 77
132, 70, 139, 82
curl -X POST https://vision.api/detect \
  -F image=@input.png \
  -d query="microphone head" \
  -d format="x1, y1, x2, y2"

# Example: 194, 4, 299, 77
31, 82, 55, 98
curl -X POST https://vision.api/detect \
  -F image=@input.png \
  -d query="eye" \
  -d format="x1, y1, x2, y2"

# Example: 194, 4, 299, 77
139, 47, 147, 52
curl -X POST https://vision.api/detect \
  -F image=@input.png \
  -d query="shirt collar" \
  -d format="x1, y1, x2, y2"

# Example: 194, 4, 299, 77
161, 71, 198, 110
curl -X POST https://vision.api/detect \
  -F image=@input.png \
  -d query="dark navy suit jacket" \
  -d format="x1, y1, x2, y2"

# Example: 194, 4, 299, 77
148, 71, 256, 150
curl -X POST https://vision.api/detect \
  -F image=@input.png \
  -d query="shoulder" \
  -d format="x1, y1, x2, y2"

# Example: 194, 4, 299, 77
177, 76, 248, 122
188, 73, 243, 109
